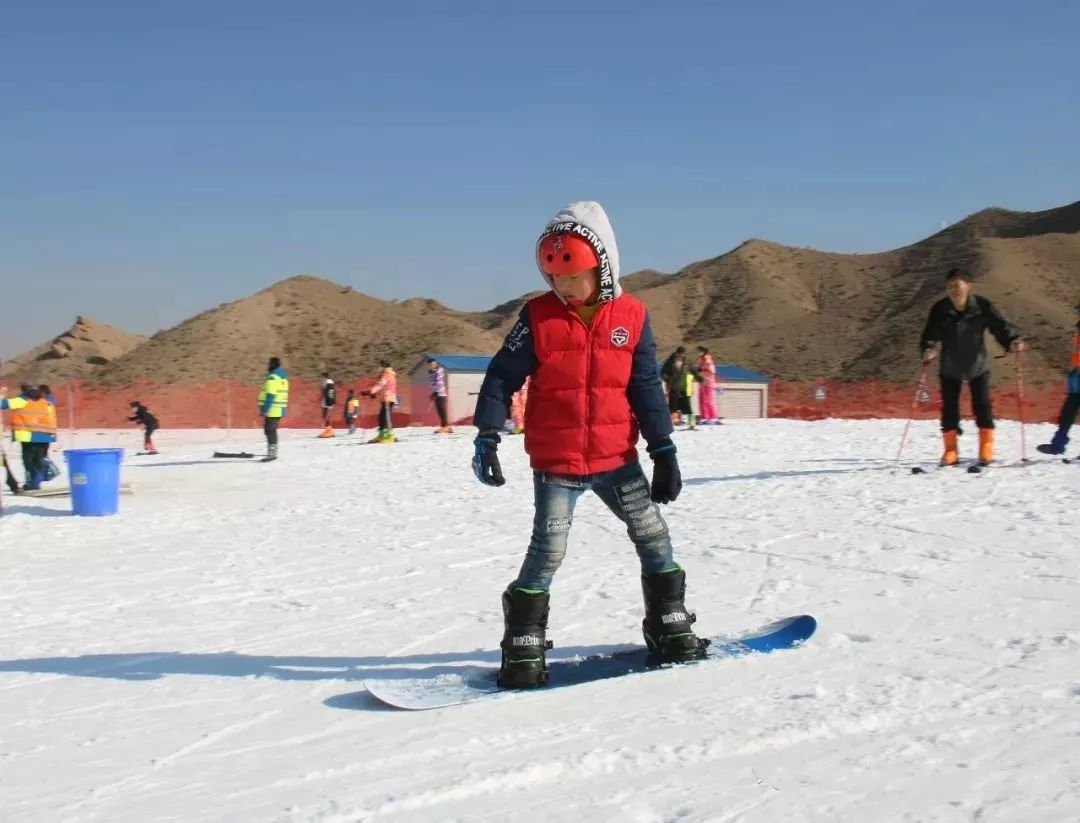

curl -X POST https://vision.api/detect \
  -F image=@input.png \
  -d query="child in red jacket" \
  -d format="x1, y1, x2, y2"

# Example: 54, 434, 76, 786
472, 201, 704, 689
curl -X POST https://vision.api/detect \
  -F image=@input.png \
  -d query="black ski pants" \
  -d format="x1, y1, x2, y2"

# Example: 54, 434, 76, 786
1054, 392, 1080, 438
434, 395, 449, 427
379, 402, 394, 432
263, 416, 280, 447
940, 372, 994, 432
21, 442, 48, 485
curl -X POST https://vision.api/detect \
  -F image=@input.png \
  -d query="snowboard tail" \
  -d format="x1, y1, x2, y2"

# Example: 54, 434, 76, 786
363, 614, 816, 711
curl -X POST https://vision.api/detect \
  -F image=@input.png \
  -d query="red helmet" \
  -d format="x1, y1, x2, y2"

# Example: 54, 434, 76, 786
538, 232, 599, 276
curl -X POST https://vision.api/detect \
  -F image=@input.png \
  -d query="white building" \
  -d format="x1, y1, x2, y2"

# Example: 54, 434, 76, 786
697, 364, 770, 419
408, 355, 491, 426
408, 354, 769, 425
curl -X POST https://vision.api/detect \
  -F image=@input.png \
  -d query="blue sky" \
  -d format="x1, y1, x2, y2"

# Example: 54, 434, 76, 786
2, 0, 1077, 357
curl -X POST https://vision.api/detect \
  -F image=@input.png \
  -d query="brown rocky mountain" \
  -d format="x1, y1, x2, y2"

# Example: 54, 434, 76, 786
4, 200, 1078, 386
97, 275, 506, 384
0, 316, 147, 383
630, 200, 1080, 385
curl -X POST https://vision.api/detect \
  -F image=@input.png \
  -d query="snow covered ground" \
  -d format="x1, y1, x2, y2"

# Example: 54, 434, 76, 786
1, 419, 1078, 823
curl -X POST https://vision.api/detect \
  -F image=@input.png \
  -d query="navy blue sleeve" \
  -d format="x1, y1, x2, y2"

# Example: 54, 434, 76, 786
473, 306, 537, 431
627, 312, 675, 447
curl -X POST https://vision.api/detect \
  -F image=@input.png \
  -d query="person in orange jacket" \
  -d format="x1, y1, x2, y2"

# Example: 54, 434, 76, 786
364, 362, 397, 443
1, 383, 57, 491
508, 377, 529, 434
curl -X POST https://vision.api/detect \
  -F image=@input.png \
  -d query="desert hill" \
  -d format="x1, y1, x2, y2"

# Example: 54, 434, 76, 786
97, 275, 506, 384
624, 200, 1080, 385
3, 199, 1078, 387
0, 316, 147, 384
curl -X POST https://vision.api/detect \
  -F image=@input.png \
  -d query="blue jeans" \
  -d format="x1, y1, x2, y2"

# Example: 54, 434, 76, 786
513, 461, 676, 591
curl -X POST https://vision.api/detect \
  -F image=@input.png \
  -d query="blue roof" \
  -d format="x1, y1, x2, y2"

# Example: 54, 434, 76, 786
424, 354, 492, 372
715, 364, 770, 382
655, 362, 770, 383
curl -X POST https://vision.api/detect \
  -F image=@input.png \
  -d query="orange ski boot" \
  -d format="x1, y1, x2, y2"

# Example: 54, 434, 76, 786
940, 430, 959, 466
978, 428, 994, 466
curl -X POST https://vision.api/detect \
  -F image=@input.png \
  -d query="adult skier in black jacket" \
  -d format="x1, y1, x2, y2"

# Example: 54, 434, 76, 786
919, 267, 1022, 466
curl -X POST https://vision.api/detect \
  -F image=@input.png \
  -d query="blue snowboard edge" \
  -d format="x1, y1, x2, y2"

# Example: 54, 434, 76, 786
363, 614, 817, 711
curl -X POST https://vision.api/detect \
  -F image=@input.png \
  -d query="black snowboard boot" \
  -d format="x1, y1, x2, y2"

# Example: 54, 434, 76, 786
641, 567, 706, 663
498, 587, 552, 689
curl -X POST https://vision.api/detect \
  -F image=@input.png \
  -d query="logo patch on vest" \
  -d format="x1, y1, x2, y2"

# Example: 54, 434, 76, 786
611, 326, 630, 347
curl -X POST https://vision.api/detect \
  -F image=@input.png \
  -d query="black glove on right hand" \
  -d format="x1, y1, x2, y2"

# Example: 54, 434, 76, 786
648, 439, 682, 504
472, 430, 505, 487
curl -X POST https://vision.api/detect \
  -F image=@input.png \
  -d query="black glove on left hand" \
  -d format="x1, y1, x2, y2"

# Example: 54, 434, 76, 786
648, 438, 682, 504
472, 430, 505, 487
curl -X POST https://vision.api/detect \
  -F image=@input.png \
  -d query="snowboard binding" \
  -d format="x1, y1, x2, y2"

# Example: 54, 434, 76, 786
641, 568, 708, 664
498, 587, 553, 690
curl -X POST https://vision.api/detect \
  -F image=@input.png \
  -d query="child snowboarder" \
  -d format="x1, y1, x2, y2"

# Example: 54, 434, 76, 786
427, 357, 452, 433
472, 200, 703, 690
258, 357, 289, 461
344, 389, 360, 435
128, 401, 160, 454
319, 373, 336, 438
365, 363, 397, 443
920, 267, 1022, 466
1036, 301, 1080, 457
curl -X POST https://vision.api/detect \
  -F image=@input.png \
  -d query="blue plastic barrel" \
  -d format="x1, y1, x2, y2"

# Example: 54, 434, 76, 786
63, 448, 124, 516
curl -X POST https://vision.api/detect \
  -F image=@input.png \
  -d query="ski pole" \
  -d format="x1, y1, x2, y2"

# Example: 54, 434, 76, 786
895, 362, 931, 467
1015, 348, 1028, 463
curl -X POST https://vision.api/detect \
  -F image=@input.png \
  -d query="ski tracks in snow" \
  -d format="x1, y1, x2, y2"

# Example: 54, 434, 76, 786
3, 422, 1079, 822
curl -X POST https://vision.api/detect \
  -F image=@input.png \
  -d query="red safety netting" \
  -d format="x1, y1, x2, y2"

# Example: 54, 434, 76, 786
769, 379, 1066, 423
37, 376, 413, 431
6, 377, 1072, 431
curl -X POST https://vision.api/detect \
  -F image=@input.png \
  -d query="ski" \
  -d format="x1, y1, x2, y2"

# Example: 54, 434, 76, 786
362, 614, 816, 711
910, 462, 966, 474
20, 483, 134, 499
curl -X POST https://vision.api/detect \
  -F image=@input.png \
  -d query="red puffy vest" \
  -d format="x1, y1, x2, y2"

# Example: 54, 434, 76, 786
524, 291, 645, 475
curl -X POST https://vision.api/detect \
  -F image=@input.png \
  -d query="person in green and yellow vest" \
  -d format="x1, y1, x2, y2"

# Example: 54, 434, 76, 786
1, 382, 58, 490
257, 357, 289, 462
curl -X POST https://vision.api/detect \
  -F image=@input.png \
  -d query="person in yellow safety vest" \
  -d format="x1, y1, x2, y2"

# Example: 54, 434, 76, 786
1, 383, 58, 491
257, 357, 289, 462
684, 370, 698, 430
